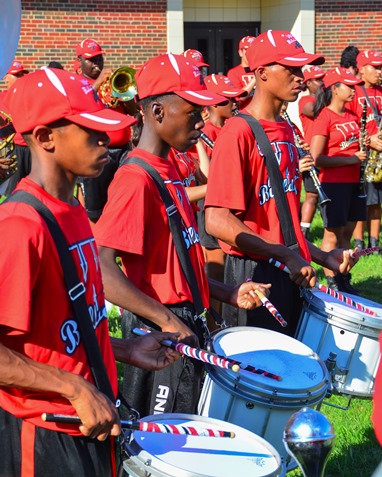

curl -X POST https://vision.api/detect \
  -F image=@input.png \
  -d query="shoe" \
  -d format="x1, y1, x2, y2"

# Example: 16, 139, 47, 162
353, 238, 365, 250
326, 275, 339, 291
368, 236, 380, 255
335, 273, 360, 296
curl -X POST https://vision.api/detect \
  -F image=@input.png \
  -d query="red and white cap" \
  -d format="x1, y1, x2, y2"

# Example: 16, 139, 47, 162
182, 49, 209, 67
204, 74, 247, 98
239, 36, 256, 50
135, 53, 227, 106
357, 50, 382, 68
76, 38, 105, 59
5, 68, 136, 134
303, 65, 325, 82
247, 30, 325, 71
7, 61, 29, 75
323, 67, 364, 88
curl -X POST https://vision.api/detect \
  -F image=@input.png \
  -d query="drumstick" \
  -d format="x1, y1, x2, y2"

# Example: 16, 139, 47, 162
253, 289, 288, 328
350, 246, 378, 259
133, 328, 282, 381
132, 328, 240, 372
268, 258, 377, 316
41, 413, 235, 438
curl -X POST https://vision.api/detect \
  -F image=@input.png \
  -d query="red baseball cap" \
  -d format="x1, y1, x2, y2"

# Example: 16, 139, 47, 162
135, 53, 227, 106
76, 38, 105, 59
5, 68, 136, 134
303, 65, 325, 82
323, 67, 364, 88
204, 74, 247, 98
247, 30, 325, 71
239, 36, 256, 50
357, 50, 382, 68
7, 61, 29, 75
182, 49, 209, 68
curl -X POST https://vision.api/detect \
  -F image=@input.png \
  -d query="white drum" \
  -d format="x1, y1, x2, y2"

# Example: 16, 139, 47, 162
297, 290, 382, 397
122, 413, 285, 477
198, 327, 329, 469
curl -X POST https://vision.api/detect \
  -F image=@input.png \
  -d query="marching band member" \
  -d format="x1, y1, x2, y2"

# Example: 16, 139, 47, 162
75, 38, 113, 92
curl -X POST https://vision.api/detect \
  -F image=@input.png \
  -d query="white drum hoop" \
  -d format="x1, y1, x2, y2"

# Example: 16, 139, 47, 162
122, 413, 285, 477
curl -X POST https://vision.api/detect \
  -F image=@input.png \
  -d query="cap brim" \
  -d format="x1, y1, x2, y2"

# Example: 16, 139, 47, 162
216, 89, 248, 98
83, 50, 106, 59
303, 74, 325, 83
278, 52, 325, 67
66, 108, 137, 132
176, 90, 228, 106
195, 61, 210, 67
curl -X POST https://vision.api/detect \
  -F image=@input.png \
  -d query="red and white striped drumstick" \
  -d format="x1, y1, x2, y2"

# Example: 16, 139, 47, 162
350, 246, 378, 259
41, 414, 235, 438
132, 328, 240, 372
269, 258, 377, 316
253, 289, 288, 328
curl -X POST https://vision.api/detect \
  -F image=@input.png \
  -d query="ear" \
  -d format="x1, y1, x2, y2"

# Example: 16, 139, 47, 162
256, 66, 268, 81
151, 101, 164, 124
32, 125, 55, 151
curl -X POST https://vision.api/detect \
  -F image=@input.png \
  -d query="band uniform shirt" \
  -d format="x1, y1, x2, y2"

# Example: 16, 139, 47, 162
0, 178, 118, 434
311, 107, 361, 183
94, 148, 210, 309
204, 114, 311, 262
348, 84, 382, 136
298, 94, 316, 144
201, 121, 221, 158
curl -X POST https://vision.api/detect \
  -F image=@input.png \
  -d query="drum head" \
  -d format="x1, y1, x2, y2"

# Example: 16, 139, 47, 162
210, 327, 328, 401
123, 413, 283, 477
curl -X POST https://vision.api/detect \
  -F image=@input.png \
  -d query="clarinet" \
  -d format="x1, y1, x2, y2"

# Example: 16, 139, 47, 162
200, 131, 215, 149
281, 111, 331, 206
358, 99, 368, 199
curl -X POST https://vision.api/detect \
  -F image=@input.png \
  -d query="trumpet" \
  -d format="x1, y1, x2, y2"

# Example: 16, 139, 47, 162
281, 111, 331, 207
98, 66, 137, 108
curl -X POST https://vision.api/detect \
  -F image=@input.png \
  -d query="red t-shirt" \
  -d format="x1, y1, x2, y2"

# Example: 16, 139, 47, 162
168, 148, 198, 188
298, 94, 316, 144
311, 107, 361, 183
202, 121, 221, 158
372, 333, 382, 445
348, 84, 382, 136
94, 148, 209, 308
204, 113, 311, 262
0, 178, 117, 434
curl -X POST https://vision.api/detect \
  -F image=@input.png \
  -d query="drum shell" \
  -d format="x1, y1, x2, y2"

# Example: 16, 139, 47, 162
122, 413, 285, 477
198, 327, 329, 468
297, 290, 382, 397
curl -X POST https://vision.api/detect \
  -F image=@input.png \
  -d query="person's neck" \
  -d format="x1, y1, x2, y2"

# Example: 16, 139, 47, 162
245, 91, 284, 121
136, 129, 170, 160
327, 97, 347, 115
28, 167, 77, 205
208, 113, 225, 128
363, 79, 375, 89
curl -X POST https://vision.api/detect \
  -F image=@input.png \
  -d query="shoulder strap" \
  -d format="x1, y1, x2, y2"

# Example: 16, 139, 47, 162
361, 85, 380, 121
5, 191, 115, 401
237, 113, 299, 251
125, 156, 206, 318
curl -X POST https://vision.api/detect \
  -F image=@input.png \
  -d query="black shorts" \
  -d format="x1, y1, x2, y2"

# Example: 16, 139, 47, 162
222, 255, 303, 337
320, 182, 366, 228
0, 408, 113, 477
302, 169, 319, 194
366, 181, 382, 206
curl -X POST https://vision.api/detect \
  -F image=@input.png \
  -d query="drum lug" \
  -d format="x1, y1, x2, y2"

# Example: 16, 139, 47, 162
245, 401, 254, 409
144, 458, 152, 467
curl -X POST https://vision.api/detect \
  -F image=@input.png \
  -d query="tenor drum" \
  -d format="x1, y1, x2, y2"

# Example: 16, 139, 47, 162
198, 327, 329, 469
297, 290, 382, 397
122, 413, 285, 477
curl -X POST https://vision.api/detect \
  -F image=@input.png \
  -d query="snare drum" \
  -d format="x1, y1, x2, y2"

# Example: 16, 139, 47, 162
297, 290, 382, 397
198, 327, 329, 469
122, 413, 285, 477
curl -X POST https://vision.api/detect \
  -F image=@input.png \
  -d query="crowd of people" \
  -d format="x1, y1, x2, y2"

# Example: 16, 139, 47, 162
0, 30, 381, 475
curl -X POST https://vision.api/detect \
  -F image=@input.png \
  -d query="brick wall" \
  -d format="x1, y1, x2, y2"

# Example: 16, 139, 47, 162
315, 0, 382, 68
2, 0, 167, 88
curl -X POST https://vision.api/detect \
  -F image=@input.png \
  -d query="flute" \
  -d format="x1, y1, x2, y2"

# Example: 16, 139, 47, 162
281, 111, 331, 207
358, 99, 368, 199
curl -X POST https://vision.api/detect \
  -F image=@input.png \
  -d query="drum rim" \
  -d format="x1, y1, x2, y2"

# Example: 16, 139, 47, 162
123, 413, 283, 477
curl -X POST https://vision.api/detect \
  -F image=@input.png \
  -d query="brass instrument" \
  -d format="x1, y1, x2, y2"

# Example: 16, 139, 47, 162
98, 66, 137, 108
358, 100, 368, 197
281, 111, 331, 207
0, 110, 17, 185
365, 118, 382, 183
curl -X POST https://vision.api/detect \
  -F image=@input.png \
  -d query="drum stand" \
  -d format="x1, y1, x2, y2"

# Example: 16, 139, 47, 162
322, 352, 355, 411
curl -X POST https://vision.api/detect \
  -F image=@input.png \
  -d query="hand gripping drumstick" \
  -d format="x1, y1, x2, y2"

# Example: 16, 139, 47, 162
133, 328, 282, 381
268, 258, 377, 317
41, 414, 235, 438
350, 246, 379, 259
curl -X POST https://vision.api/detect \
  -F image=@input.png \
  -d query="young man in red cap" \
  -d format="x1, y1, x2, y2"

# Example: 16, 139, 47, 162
0, 68, 180, 476
3, 60, 29, 89
227, 35, 257, 108
298, 65, 325, 240
205, 30, 356, 336
182, 48, 209, 78
94, 53, 270, 417
75, 38, 112, 92
349, 50, 382, 253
